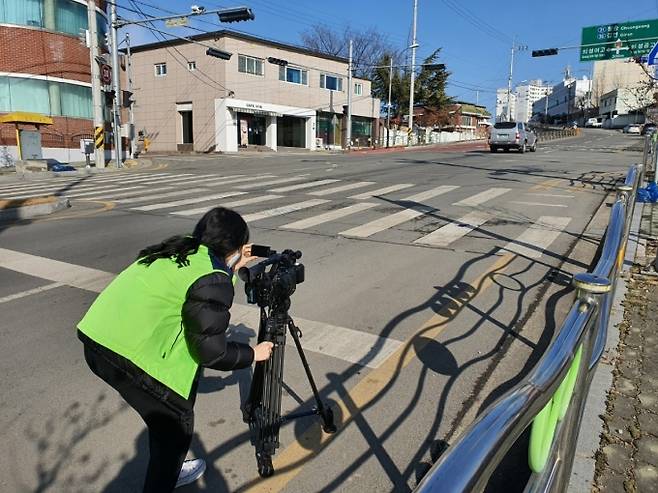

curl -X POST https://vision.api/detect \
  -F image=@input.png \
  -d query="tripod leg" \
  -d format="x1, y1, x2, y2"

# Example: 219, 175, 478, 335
288, 319, 337, 434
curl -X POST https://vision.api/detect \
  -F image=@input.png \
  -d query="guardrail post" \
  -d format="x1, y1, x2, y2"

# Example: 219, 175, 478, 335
617, 183, 633, 203
572, 272, 611, 310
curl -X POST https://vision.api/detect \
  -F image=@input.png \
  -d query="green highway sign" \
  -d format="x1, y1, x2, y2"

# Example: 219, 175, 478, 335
580, 19, 658, 61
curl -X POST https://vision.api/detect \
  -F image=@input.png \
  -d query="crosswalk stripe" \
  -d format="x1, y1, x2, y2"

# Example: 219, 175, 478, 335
502, 216, 572, 259
235, 176, 308, 190
0, 247, 401, 369
171, 195, 283, 216
308, 181, 375, 196
340, 186, 457, 238
453, 188, 511, 206
116, 188, 209, 204
0, 172, 172, 193
243, 199, 329, 223
413, 211, 492, 247
131, 191, 246, 212
349, 183, 415, 200
526, 193, 574, 199
198, 175, 276, 187
3, 184, 119, 199
0, 180, 117, 196
66, 186, 148, 199
270, 179, 340, 193
282, 202, 377, 230
510, 201, 568, 208
75, 186, 175, 200
110, 174, 218, 185
404, 185, 460, 202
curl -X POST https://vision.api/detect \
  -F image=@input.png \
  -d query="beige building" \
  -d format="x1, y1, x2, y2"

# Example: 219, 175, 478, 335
129, 30, 380, 153
592, 59, 651, 106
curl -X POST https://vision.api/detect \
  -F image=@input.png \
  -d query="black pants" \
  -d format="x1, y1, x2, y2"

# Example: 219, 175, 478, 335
82, 336, 197, 493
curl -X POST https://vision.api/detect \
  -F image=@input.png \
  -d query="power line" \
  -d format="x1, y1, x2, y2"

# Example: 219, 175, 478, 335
441, 0, 513, 45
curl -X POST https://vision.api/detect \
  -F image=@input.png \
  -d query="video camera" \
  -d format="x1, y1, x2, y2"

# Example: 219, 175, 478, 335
238, 246, 305, 308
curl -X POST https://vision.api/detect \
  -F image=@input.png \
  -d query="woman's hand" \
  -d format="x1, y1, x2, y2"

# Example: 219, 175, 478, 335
233, 244, 262, 272
253, 341, 274, 362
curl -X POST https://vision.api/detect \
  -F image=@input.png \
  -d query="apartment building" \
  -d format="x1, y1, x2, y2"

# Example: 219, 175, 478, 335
514, 80, 552, 123
129, 30, 381, 153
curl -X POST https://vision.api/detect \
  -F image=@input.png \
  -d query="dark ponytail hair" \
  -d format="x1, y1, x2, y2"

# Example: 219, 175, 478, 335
137, 207, 250, 267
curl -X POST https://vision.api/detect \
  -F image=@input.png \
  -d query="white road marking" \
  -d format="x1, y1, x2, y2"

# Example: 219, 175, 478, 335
308, 181, 375, 196
414, 211, 492, 247
0, 172, 173, 193
349, 183, 415, 200
229, 305, 402, 369
453, 188, 511, 207
282, 202, 377, 230
131, 191, 246, 212
340, 186, 458, 238
0, 249, 114, 292
510, 201, 568, 208
235, 176, 309, 190
3, 184, 119, 199
75, 186, 174, 200
270, 179, 340, 193
243, 199, 329, 222
200, 175, 275, 187
66, 186, 146, 199
525, 193, 575, 199
501, 216, 572, 259
0, 282, 64, 304
172, 195, 283, 216
110, 174, 220, 186
0, 249, 398, 368
116, 188, 209, 204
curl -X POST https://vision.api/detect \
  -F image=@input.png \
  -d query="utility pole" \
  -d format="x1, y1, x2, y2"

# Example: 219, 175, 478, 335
507, 38, 515, 122
476, 90, 479, 106
87, 0, 104, 168
126, 33, 135, 159
387, 56, 393, 148
408, 0, 418, 145
346, 39, 353, 150
109, 2, 122, 168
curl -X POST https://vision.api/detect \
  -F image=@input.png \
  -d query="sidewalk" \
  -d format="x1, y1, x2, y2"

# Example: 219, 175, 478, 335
591, 203, 658, 492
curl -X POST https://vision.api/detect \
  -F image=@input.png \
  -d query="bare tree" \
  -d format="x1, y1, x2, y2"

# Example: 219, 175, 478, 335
300, 24, 396, 80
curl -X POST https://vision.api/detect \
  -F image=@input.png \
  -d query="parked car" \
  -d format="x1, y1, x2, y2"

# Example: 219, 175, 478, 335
623, 124, 641, 134
585, 118, 602, 128
489, 121, 537, 153
641, 123, 657, 136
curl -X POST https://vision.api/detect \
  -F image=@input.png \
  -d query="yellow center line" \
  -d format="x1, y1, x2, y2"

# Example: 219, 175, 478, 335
243, 252, 516, 493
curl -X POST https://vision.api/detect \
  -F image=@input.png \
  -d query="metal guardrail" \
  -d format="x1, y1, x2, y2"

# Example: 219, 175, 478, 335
414, 162, 642, 493
536, 128, 580, 142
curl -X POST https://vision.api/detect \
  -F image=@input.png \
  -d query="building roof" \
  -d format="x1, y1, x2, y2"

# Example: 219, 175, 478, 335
129, 29, 349, 64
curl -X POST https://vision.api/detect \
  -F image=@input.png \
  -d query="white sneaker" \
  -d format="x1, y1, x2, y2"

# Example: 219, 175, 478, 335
175, 459, 206, 489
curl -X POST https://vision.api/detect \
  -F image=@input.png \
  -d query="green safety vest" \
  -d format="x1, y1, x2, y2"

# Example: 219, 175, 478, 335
78, 245, 231, 399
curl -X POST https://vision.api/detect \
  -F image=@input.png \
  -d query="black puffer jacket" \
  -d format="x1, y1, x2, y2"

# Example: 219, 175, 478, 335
182, 271, 254, 371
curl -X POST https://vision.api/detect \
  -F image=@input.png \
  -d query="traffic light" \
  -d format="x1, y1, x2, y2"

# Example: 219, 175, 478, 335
217, 7, 255, 23
122, 90, 133, 108
532, 48, 559, 57
206, 48, 232, 60
104, 90, 115, 107
267, 57, 288, 66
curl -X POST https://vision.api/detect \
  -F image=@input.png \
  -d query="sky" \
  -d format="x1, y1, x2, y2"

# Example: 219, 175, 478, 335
117, 0, 658, 115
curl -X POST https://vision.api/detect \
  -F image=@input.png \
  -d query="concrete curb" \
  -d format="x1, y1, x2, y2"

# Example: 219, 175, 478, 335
0, 196, 70, 222
568, 200, 645, 492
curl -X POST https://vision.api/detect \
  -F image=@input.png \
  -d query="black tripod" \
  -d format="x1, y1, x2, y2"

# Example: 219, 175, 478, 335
242, 299, 337, 477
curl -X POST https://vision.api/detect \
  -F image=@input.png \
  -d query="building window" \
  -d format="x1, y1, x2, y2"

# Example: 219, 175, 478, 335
279, 66, 308, 85
0, 75, 92, 119
238, 55, 264, 76
154, 63, 167, 77
320, 74, 343, 91
354, 82, 363, 96
187, 61, 196, 71
0, 0, 101, 37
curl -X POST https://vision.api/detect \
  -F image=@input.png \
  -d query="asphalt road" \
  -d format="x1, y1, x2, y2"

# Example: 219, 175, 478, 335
0, 129, 641, 493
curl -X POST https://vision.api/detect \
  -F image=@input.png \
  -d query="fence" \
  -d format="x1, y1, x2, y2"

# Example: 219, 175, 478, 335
535, 128, 580, 142
414, 162, 641, 492
379, 128, 483, 148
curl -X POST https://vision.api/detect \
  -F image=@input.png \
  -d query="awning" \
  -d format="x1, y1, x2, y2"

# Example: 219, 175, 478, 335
0, 112, 54, 125
232, 106, 282, 117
